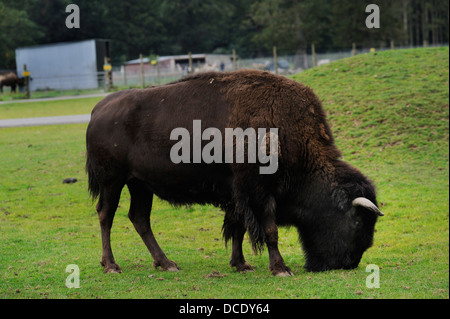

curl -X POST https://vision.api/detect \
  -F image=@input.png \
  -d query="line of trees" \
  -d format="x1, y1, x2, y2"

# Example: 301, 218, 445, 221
1, 0, 448, 69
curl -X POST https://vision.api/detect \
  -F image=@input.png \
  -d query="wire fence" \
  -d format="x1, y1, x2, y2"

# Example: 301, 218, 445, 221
110, 50, 355, 88
111, 43, 447, 88
2, 43, 447, 97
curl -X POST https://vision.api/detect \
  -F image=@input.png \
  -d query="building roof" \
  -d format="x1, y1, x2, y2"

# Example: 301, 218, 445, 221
16, 39, 110, 51
125, 57, 151, 65
125, 54, 224, 65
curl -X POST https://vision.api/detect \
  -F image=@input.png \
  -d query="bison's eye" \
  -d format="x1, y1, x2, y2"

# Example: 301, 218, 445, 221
351, 218, 362, 230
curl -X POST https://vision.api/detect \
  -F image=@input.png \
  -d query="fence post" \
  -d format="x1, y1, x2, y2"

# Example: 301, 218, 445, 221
352, 42, 357, 56
188, 52, 193, 74
120, 65, 127, 87
23, 64, 30, 99
311, 43, 317, 67
232, 49, 237, 71
390, 40, 395, 50
140, 54, 145, 88
104, 57, 112, 91
156, 60, 160, 84
273, 46, 278, 74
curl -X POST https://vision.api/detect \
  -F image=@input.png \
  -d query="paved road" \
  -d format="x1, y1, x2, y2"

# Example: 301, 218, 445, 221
0, 114, 91, 128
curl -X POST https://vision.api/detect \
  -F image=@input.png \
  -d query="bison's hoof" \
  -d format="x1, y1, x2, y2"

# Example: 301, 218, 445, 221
271, 265, 294, 277
164, 265, 180, 272
102, 263, 123, 274
234, 262, 254, 273
154, 260, 180, 272
274, 270, 294, 277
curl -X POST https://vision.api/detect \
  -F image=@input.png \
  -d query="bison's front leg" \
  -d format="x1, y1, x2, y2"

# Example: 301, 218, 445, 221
223, 209, 254, 272
264, 221, 294, 277
233, 182, 292, 276
229, 223, 254, 272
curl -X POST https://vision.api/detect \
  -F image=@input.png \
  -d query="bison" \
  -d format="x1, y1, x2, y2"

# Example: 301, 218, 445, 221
0, 72, 23, 93
86, 70, 383, 276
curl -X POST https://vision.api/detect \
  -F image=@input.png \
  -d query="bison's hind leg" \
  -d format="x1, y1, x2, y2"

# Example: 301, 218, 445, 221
97, 182, 124, 273
127, 179, 179, 272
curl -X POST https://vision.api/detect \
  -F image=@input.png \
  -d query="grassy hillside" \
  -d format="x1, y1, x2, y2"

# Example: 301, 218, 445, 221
0, 47, 448, 299
292, 46, 449, 297
292, 47, 448, 163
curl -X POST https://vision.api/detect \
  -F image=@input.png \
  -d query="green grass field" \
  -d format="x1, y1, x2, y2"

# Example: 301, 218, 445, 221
0, 88, 106, 103
0, 47, 448, 299
0, 96, 102, 119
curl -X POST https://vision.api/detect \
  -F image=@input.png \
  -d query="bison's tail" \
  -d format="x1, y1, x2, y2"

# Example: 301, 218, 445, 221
233, 192, 268, 254
85, 154, 100, 201
244, 206, 266, 253
222, 203, 265, 252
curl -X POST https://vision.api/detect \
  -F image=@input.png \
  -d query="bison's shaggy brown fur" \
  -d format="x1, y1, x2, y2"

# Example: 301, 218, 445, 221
86, 70, 382, 275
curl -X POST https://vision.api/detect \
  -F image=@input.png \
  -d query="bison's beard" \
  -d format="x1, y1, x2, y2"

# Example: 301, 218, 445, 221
296, 221, 370, 272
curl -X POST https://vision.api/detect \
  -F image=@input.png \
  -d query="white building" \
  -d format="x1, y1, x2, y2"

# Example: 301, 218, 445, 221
124, 53, 233, 76
15, 39, 110, 91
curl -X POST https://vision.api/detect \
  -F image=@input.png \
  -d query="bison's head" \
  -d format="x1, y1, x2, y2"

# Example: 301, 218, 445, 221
294, 162, 383, 272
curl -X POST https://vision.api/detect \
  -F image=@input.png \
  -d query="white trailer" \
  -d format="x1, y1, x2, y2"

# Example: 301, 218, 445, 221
15, 39, 110, 92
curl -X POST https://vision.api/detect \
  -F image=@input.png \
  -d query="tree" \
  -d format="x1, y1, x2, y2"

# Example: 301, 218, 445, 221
407, 0, 449, 46
102, 0, 164, 64
0, 1, 42, 69
158, 0, 236, 54
1, 0, 448, 68
248, 0, 305, 54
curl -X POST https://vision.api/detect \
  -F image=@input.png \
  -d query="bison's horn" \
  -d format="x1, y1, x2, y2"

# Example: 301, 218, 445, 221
352, 197, 384, 216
